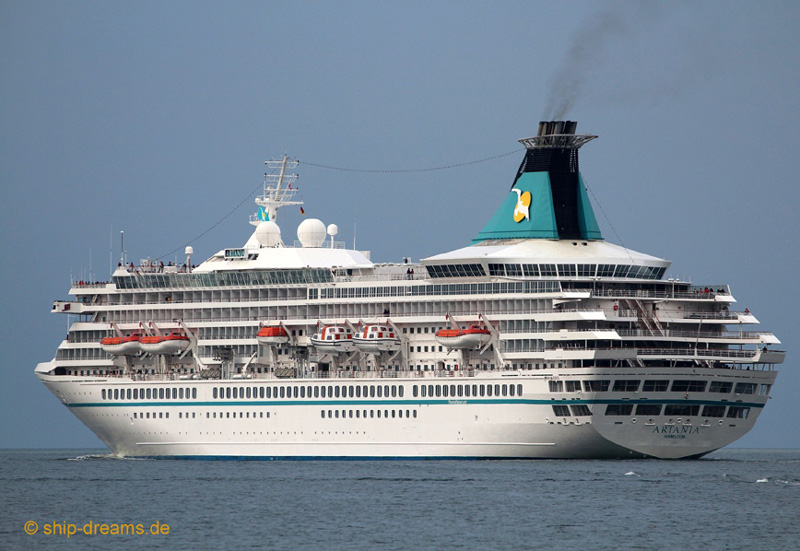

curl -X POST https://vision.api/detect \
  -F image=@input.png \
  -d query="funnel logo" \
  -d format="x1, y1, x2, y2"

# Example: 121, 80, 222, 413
512, 189, 532, 223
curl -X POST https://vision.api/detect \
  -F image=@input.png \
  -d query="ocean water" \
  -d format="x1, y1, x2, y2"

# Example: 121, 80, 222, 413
1, 449, 798, 551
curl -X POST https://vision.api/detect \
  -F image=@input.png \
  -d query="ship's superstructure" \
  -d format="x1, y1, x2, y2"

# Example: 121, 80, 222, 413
36, 123, 785, 459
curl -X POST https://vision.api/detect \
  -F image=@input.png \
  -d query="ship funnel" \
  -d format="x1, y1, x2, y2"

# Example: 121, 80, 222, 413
473, 121, 602, 243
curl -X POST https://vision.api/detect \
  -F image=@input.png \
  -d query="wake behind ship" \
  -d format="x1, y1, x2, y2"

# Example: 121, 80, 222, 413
36, 122, 785, 459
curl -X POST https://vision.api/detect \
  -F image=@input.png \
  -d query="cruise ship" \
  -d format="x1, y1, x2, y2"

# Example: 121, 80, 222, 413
35, 121, 785, 459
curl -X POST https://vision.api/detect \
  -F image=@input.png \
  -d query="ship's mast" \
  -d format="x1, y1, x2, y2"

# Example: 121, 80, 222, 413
249, 155, 303, 226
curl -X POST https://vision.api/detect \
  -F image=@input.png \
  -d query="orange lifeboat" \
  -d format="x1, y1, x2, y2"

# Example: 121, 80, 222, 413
310, 326, 354, 354
256, 326, 290, 345
352, 324, 401, 353
435, 325, 491, 349
100, 333, 142, 356
140, 332, 190, 355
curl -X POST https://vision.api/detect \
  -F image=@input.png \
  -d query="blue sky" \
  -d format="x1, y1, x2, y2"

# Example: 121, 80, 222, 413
2, 1, 798, 449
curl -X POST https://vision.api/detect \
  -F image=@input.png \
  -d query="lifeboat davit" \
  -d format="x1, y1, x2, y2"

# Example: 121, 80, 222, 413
257, 326, 290, 345
435, 325, 491, 349
353, 324, 401, 353
140, 332, 190, 355
310, 326, 354, 354
101, 333, 142, 355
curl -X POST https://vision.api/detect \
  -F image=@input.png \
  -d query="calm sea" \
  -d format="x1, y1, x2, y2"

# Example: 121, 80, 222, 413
1, 448, 797, 551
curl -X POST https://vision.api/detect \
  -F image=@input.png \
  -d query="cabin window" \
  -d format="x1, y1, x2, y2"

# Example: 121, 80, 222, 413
570, 405, 592, 416
635, 404, 662, 416
702, 405, 726, 417
565, 381, 581, 392
734, 383, 757, 395
664, 404, 700, 416
758, 384, 771, 396
709, 381, 733, 393
671, 380, 706, 393
642, 380, 669, 392
549, 381, 564, 393
552, 405, 570, 416
727, 406, 750, 419
613, 380, 641, 392
605, 404, 634, 416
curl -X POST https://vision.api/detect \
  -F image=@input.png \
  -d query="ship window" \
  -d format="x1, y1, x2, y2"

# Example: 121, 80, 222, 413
146, 389, 151, 399
605, 404, 634, 416
246, 387, 251, 399
502, 385, 508, 396
517, 384, 522, 396
321, 410, 325, 418
664, 404, 700, 416
577, 264, 596, 277
398, 386, 404, 398
179, 388, 184, 399
726, 406, 750, 419
279, 387, 284, 398
213, 387, 218, 399
642, 380, 669, 392
384, 385, 390, 397
570, 405, 592, 416
709, 381, 732, 393
127, 389, 132, 400
613, 265, 631, 278
260, 387, 265, 399
112, 389, 118, 400
225, 387, 230, 399
420, 385, 426, 398
350, 386, 355, 398
102, 389, 106, 400
671, 380, 706, 393
758, 384, 771, 396
299, 387, 305, 399
702, 405, 726, 417
597, 264, 615, 277
413, 410, 418, 418
635, 404, 662, 416
335, 410, 339, 418
557, 264, 576, 277
457, 385, 463, 397
522, 264, 539, 277
734, 383, 757, 395
552, 405, 570, 416
434, 385, 441, 397
391, 410, 396, 418
160, 388, 166, 399
613, 380, 640, 392
539, 264, 557, 277
565, 381, 581, 392
479, 385, 485, 397
233, 388, 238, 399
313, 387, 319, 398
506, 264, 522, 277
548, 381, 563, 393
348, 410, 353, 418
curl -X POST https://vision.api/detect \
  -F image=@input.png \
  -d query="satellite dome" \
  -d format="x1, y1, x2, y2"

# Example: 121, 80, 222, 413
297, 218, 326, 248
327, 224, 339, 237
255, 221, 282, 247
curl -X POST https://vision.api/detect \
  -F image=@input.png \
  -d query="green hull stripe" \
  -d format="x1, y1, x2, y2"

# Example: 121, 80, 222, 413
67, 398, 765, 409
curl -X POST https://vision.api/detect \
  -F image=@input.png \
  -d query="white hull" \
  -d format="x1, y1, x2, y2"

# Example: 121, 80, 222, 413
37, 366, 774, 460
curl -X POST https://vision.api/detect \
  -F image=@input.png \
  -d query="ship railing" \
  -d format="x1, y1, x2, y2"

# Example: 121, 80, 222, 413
586, 288, 729, 300
615, 329, 775, 340
685, 311, 749, 320
636, 347, 781, 359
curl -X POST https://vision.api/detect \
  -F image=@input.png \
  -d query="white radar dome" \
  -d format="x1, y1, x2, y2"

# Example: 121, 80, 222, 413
255, 221, 282, 247
184, 246, 194, 255
297, 218, 326, 248
327, 224, 339, 237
